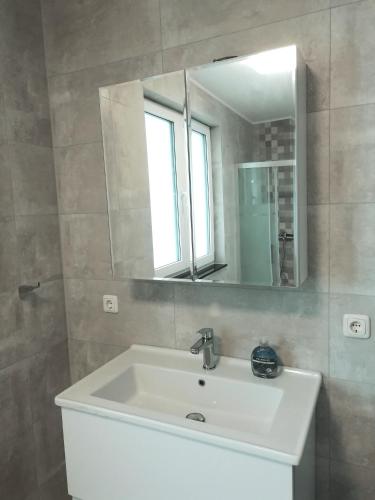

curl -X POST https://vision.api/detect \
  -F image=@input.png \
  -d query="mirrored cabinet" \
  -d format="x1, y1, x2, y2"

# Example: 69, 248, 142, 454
100, 45, 307, 288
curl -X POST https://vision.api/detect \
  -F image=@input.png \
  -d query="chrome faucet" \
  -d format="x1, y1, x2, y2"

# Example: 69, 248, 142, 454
190, 328, 217, 370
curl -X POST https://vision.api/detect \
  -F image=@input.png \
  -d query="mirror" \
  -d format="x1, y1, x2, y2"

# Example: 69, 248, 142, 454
100, 45, 307, 287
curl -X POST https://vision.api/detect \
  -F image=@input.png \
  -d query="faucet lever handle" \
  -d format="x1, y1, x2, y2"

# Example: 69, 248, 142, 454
197, 327, 214, 340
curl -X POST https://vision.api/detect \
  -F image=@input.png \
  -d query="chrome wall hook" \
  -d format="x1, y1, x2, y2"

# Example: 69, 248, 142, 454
18, 282, 40, 299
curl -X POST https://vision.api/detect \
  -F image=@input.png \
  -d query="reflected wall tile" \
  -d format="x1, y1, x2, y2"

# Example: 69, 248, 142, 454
69, 338, 125, 383
48, 52, 162, 147
33, 407, 65, 485
65, 279, 175, 348
42, 0, 161, 76
331, 1, 375, 108
174, 284, 328, 373
60, 214, 112, 279
11, 144, 58, 216
39, 465, 69, 500
330, 204, 375, 295
0, 219, 17, 292
330, 460, 375, 500
29, 341, 70, 421
163, 10, 331, 112
160, 0, 329, 49
16, 214, 62, 283
329, 294, 375, 384
0, 429, 38, 500
307, 111, 329, 205
55, 142, 107, 214
329, 378, 375, 467
0, 360, 33, 445
302, 205, 329, 293
331, 105, 375, 203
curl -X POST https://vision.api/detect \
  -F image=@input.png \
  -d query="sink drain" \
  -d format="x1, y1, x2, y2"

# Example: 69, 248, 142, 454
186, 412, 205, 422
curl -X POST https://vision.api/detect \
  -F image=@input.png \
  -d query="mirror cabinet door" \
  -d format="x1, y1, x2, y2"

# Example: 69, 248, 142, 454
186, 45, 307, 286
100, 45, 307, 287
100, 70, 194, 280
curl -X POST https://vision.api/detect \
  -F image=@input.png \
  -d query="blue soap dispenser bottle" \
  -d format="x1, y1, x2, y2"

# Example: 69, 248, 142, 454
251, 339, 279, 379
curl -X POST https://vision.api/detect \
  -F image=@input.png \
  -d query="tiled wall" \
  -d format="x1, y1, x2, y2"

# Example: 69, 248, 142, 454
40, 1, 375, 498
0, 0, 70, 497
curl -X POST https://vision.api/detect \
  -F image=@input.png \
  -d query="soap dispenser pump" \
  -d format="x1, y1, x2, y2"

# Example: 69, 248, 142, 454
251, 340, 279, 379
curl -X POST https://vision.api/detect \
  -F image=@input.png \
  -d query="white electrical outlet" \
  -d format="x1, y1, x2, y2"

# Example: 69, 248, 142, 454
103, 295, 118, 314
343, 314, 370, 339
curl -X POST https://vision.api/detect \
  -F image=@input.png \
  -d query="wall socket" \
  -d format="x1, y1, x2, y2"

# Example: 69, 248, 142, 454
343, 314, 370, 339
103, 295, 118, 314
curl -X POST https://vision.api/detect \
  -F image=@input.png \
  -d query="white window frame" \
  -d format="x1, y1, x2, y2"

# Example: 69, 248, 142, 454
191, 119, 215, 270
144, 99, 190, 278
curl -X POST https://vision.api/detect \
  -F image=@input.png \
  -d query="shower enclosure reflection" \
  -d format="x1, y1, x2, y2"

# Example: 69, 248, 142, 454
99, 45, 307, 287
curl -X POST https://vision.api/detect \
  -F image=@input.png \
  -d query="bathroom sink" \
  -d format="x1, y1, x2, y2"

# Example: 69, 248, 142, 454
56, 344, 321, 465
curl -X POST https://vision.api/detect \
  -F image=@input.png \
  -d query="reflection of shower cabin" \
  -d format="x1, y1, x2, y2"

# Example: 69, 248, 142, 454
238, 158, 306, 287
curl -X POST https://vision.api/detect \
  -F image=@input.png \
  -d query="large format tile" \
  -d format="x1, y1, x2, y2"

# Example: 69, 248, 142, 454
17, 280, 67, 356
160, 0, 329, 49
331, 1, 375, 108
55, 142, 107, 214
59, 214, 112, 279
174, 283, 329, 373
11, 144, 57, 216
163, 10, 331, 112
0, 219, 17, 292
307, 111, 329, 205
39, 465, 69, 500
329, 378, 375, 467
33, 407, 65, 485
0, 360, 33, 445
16, 214, 62, 283
0, 145, 14, 221
29, 341, 70, 421
69, 338, 125, 383
42, 0, 161, 76
316, 457, 330, 500
329, 294, 375, 384
48, 52, 162, 147
65, 279, 175, 348
330, 204, 375, 295
0, 430, 38, 500
330, 460, 375, 500
331, 104, 375, 203
302, 204, 329, 292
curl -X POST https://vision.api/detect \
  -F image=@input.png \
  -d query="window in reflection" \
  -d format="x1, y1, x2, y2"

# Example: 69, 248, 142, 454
191, 121, 214, 268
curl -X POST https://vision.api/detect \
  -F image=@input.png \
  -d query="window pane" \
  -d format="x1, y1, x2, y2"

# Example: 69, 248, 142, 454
145, 112, 180, 269
191, 130, 210, 259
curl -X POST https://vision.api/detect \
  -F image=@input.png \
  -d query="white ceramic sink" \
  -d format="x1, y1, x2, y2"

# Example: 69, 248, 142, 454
56, 344, 321, 466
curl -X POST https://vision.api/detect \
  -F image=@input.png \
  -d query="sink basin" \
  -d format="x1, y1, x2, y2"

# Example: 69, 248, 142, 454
56, 344, 320, 465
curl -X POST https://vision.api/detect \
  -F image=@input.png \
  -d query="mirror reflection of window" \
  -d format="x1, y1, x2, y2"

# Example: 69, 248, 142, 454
144, 100, 190, 277
191, 121, 214, 269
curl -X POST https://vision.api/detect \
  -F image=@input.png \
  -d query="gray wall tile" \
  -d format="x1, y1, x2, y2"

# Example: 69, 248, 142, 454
39, 465, 69, 500
331, 104, 375, 203
160, 0, 329, 49
11, 144, 58, 216
42, 0, 162, 76
0, 145, 14, 220
330, 204, 375, 295
48, 52, 162, 147
60, 214, 112, 279
69, 338, 125, 383
329, 294, 375, 384
331, 0, 375, 108
329, 378, 375, 467
16, 214, 62, 283
65, 278, 175, 348
307, 111, 329, 205
330, 460, 375, 500
0, 219, 17, 292
55, 142, 107, 214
